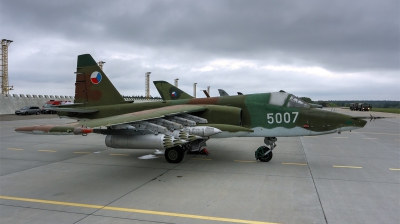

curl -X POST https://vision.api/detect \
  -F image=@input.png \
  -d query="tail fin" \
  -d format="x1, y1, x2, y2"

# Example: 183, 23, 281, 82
74, 54, 125, 106
153, 81, 193, 100
218, 89, 230, 96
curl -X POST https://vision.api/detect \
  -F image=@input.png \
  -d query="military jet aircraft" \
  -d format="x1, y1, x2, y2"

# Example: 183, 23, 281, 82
15, 54, 367, 163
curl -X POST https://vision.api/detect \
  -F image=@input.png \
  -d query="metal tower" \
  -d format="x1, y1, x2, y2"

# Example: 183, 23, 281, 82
174, 78, 179, 87
207, 86, 210, 95
145, 72, 151, 98
193, 83, 197, 98
1, 39, 13, 95
98, 61, 105, 70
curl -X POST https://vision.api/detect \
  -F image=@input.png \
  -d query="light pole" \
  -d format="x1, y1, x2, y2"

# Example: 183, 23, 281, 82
193, 83, 197, 98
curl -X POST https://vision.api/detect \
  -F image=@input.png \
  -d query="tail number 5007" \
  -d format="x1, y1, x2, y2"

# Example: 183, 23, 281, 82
267, 112, 299, 124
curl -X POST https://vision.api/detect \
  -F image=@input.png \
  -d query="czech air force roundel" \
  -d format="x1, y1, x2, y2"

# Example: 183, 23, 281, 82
90, 71, 102, 84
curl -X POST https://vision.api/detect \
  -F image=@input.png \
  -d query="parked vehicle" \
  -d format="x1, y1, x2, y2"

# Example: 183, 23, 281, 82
15, 106, 41, 115
41, 100, 72, 114
350, 103, 372, 111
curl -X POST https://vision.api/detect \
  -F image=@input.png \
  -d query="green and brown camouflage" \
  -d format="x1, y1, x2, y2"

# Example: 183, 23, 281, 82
15, 54, 368, 163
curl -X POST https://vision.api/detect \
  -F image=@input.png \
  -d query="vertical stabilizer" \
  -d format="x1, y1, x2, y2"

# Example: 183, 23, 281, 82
153, 81, 193, 100
74, 54, 124, 106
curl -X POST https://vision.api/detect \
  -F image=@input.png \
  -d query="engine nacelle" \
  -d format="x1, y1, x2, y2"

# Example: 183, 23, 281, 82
105, 134, 174, 150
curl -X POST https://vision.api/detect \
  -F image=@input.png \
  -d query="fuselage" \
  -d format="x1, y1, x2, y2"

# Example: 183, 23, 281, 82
58, 92, 366, 138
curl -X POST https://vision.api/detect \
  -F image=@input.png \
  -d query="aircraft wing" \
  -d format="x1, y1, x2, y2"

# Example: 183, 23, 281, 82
78, 104, 206, 128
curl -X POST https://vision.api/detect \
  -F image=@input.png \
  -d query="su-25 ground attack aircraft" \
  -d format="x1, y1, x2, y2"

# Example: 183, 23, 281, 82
16, 54, 369, 163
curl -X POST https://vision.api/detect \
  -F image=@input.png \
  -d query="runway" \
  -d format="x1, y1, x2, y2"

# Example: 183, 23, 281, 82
1, 109, 399, 224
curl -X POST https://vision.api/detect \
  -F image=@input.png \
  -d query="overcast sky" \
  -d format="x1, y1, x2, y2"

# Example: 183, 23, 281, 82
1, 0, 399, 100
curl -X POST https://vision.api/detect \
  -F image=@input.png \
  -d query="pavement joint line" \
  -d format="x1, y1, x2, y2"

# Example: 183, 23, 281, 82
234, 160, 257, 163
73, 152, 91, 154
281, 163, 308, 166
110, 153, 130, 156
354, 132, 400, 136
389, 168, 400, 171
38, 150, 57, 152
6, 148, 23, 150
0, 195, 279, 224
333, 165, 362, 169
191, 158, 212, 161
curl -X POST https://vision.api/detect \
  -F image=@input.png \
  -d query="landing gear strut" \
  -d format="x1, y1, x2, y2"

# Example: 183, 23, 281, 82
255, 137, 277, 162
165, 146, 184, 163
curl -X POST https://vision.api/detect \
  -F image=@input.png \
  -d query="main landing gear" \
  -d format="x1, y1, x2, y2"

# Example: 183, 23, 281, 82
255, 137, 277, 162
164, 139, 209, 163
165, 146, 185, 163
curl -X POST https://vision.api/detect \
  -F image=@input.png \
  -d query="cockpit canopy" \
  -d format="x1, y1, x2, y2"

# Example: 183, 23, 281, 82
269, 92, 310, 108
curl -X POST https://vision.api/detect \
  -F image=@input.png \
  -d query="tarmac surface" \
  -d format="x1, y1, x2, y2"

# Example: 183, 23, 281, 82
0, 109, 399, 224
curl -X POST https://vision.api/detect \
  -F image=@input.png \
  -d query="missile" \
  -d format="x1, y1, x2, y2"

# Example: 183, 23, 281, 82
179, 114, 208, 124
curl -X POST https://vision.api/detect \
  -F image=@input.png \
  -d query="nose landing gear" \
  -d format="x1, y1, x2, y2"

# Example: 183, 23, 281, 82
255, 137, 277, 162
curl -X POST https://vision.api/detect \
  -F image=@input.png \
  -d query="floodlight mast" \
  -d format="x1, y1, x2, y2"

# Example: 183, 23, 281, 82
1, 39, 13, 95
193, 83, 197, 98
174, 78, 179, 87
145, 72, 151, 99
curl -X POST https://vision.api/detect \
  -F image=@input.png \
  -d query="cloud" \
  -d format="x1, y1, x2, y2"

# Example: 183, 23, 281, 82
1, 0, 399, 100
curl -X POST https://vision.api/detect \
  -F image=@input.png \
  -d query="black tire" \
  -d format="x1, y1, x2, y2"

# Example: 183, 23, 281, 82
24, 112, 28, 115
165, 146, 184, 163
36, 111, 40, 115
259, 147, 273, 162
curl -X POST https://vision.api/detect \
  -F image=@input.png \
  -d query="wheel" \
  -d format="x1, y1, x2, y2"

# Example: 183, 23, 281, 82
165, 146, 184, 163
255, 146, 273, 162
36, 111, 40, 115
24, 112, 28, 115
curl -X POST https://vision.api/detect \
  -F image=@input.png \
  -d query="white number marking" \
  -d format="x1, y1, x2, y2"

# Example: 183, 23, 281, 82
275, 113, 282, 123
284, 112, 290, 123
292, 112, 299, 123
267, 112, 299, 124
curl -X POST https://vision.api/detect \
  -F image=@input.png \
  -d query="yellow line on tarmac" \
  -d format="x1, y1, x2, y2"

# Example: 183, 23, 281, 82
333, 165, 362, 169
73, 152, 91, 154
282, 163, 308, 166
110, 154, 129, 156
38, 150, 56, 153
389, 168, 400, 171
234, 160, 257, 163
334, 137, 348, 139
7, 148, 23, 151
191, 158, 212, 161
0, 195, 279, 224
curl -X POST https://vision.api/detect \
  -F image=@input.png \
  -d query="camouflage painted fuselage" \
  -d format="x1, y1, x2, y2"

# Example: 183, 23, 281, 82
57, 93, 366, 138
